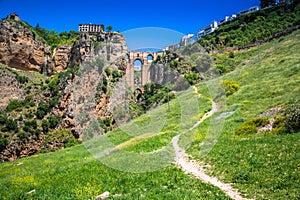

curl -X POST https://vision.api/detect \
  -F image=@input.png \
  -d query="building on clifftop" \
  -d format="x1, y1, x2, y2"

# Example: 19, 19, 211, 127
78, 24, 104, 33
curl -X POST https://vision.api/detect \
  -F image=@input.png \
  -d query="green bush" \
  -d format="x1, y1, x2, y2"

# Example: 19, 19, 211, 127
48, 116, 61, 129
104, 67, 112, 76
25, 120, 38, 129
16, 74, 29, 84
228, 52, 235, 58
111, 69, 124, 82
5, 119, 18, 132
235, 117, 269, 135
184, 72, 200, 85
36, 102, 50, 119
64, 137, 80, 148
42, 120, 50, 133
216, 64, 230, 74
270, 102, 300, 135
6, 99, 22, 112
0, 114, 8, 125
98, 117, 112, 133
44, 129, 71, 144
0, 137, 8, 151
17, 131, 29, 141
272, 116, 287, 134
280, 102, 300, 134
222, 80, 240, 96
18, 115, 23, 121
23, 126, 30, 132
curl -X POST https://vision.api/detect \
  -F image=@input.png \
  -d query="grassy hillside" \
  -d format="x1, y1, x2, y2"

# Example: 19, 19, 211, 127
0, 30, 299, 200
189, 30, 300, 199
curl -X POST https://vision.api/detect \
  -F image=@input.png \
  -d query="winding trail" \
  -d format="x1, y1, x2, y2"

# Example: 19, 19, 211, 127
172, 86, 253, 200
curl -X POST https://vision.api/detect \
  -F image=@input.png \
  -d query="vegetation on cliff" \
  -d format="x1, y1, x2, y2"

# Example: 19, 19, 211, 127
34, 24, 79, 50
199, 0, 300, 51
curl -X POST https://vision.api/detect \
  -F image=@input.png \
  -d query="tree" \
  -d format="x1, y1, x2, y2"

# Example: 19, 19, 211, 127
41, 120, 50, 132
260, 0, 276, 8
106, 25, 113, 32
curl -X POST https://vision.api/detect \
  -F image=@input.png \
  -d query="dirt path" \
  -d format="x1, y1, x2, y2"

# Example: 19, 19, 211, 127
172, 87, 252, 200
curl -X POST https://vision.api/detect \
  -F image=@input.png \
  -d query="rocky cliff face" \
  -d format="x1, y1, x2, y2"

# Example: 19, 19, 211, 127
69, 32, 127, 66
52, 45, 72, 73
0, 13, 129, 161
0, 67, 25, 110
0, 14, 52, 73
0, 13, 128, 75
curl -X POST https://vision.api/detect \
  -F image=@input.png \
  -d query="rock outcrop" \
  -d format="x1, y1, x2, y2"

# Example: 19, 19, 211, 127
0, 67, 25, 110
0, 13, 129, 161
52, 45, 72, 73
0, 14, 52, 73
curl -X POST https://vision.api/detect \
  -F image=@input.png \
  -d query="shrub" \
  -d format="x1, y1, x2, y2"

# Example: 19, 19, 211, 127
222, 80, 240, 96
23, 126, 30, 132
48, 116, 61, 129
216, 64, 230, 74
98, 117, 112, 132
17, 131, 29, 141
235, 117, 269, 135
235, 123, 258, 135
41, 120, 50, 133
16, 74, 29, 84
36, 102, 50, 119
6, 119, 18, 132
0, 114, 8, 125
0, 137, 8, 151
44, 129, 71, 144
25, 120, 38, 129
184, 72, 200, 85
18, 115, 23, 121
281, 102, 300, 134
112, 69, 124, 82
272, 116, 287, 134
104, 67, 112, 76
64, 137, 80, 148
228, 52, 235, 58
6, 99, 22, 112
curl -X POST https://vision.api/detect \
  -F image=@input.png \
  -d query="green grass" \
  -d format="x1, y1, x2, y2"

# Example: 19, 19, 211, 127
0, 84, 220, 199
187, 30, 300, 199
1, 29, 299, 200
0, 143, 230, 199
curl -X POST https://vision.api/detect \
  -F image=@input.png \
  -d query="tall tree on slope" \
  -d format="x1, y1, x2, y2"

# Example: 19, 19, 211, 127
260, 0, 276, 8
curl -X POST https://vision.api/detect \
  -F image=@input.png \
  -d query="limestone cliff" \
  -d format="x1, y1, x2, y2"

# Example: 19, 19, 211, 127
0, 13, 129, 161
0, 14, 52, 73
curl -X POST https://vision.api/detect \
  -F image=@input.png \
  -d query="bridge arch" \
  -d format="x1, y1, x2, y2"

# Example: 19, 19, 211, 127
124, 51, 164, 91
147, 54, 154, 62
134, 59, 143, 67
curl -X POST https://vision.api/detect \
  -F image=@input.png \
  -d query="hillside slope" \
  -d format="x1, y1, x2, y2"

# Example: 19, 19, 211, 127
0, 29, 299, 199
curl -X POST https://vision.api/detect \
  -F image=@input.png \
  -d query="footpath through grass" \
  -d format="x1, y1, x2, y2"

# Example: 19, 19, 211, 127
0, 86, 227, 199
188, 30, 300, 199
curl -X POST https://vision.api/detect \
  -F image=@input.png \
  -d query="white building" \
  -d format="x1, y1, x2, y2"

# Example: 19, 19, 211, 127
180, 34, 197, 46
220, 14, 237, 25
197, 20, 219, 39
239, 6, 259, 16
78, 24, 104, 33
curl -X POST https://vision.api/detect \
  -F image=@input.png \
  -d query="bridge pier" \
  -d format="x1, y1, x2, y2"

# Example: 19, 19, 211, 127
125, 51, 163, 91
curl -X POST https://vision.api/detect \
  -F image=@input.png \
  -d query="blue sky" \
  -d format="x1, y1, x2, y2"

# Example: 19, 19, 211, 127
0, 0, 261, 50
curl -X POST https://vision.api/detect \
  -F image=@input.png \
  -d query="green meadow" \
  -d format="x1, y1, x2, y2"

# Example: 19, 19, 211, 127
1, 30, 299, 200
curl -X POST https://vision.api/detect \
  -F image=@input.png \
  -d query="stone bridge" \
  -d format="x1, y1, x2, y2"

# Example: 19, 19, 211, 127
124, 51, 164, 91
